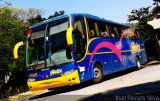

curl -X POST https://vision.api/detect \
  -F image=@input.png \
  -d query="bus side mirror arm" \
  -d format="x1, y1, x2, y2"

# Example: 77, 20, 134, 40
13, 41, 24, 59
66, 27, 74, 46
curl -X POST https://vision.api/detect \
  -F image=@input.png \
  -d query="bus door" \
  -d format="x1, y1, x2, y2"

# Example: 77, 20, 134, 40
73, 16, 88, 81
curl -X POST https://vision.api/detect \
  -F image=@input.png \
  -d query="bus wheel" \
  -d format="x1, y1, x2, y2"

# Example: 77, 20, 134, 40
136, 57, 141, 69
93, 63, 103, 83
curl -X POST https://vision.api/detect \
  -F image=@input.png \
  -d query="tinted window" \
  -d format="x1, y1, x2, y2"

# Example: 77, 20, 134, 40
73, 17, 87, 60
87, 18, 100, 38
98, 22, 111, 38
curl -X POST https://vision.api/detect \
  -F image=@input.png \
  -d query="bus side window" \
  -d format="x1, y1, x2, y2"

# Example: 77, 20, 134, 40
105, 24, 111, 37
121, 27, 125, 34
98, 22, 110, 38
94, 23, 99, 37
116, 26, 123, 37
74, 20, 84, 38
114, 27, 119, 38
87, 19, 95, 38
74, 17, 87, 40
73, 17, 87, 60
108, 25, 117, 38
135, 31, 140, 39
122, 27, 128, 39
90, 30, 95, 38
87, 18, 100, 38
123, 28, 135, 40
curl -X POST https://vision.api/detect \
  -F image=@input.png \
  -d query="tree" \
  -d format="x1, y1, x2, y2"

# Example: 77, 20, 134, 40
128, 6, 151, 22
0, 7, 45, 97
27, 14, 45, 25
48, 10, 65, 19
151, 6, 160, 19
0, 7, 27, 97
0, 5, 65, 97
153, 0, 160, 6
0, 7, 25, 70
127, 0, 160, 61
128, 0, 160, 23
0, 0, 11, 8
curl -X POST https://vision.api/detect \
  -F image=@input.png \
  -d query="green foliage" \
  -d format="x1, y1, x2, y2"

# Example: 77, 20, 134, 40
153, 0, 160, 6
0, 7, 44, 96
128, 0, 160, 23
150, 6, 160, 19
127, 0, 160, 61
48, 10, 65, 19
0, 7, 26, 72
0, 7, 28, 96
28, 14, 45, 25
127, 0, 160, 42
128, 6, 151, 22
0, 5, 66, 96
0, 0, 11, 8
0, 7, 45, 73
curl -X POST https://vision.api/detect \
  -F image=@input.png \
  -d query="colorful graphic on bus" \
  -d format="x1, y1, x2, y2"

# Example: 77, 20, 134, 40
13, 13, 147, 91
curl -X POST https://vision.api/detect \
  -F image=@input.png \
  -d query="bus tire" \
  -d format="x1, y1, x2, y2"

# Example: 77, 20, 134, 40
93, 63, 104, 83
136, 57, 141, 69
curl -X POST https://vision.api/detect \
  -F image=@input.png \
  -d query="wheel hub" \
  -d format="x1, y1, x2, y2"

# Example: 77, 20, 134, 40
94, 68, 101, 79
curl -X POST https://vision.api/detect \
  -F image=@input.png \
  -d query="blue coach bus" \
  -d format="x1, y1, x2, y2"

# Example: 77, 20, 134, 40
13, 13, 147, 90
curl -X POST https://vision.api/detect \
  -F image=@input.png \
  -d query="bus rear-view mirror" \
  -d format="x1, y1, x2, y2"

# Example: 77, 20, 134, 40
66, 27, 74, 46
13, 41, 24, 59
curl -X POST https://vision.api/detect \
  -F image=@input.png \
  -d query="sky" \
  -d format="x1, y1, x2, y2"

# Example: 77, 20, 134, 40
7, 0, 153, 23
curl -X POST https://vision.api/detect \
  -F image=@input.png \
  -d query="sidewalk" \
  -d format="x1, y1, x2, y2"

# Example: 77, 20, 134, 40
8, 90, 48, 101
6, 60, 160, 100
60, 61, 160, 95
146, 60, 160, 65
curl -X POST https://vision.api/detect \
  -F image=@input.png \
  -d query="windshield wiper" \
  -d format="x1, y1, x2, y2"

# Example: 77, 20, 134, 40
48, 45, 59, 67
49, 56, 59, 67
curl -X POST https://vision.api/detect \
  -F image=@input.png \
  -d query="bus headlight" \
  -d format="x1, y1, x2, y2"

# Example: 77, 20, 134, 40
61, 70, 74, 76
27, 78, 36, 82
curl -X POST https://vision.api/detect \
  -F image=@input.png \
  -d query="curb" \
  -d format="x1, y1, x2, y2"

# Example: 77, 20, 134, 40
8, 90, 48, 101
146, 60, 160, 65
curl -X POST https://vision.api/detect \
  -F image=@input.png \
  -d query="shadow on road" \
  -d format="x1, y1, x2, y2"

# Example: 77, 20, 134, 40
28, 62, 160, 101
29, 81, 93, 100
28, 67, 140, 100
79, 80, 160, 101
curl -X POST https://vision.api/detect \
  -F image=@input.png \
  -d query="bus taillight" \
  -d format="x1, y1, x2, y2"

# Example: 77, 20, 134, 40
28, 29, 32, 35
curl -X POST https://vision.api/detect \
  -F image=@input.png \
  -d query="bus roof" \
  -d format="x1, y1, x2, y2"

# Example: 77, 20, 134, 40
30, 13, 135, 29
30, 14, 70, 29
72, 13, 135, 28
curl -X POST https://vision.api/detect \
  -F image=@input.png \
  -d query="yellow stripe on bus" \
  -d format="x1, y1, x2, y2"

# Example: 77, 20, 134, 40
86, 49, 145, 55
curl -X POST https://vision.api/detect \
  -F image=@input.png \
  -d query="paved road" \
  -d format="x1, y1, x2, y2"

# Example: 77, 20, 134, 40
22, 64, 160, 101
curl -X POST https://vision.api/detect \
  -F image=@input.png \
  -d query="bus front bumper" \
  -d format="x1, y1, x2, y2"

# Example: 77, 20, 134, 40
27, 70, 80, 91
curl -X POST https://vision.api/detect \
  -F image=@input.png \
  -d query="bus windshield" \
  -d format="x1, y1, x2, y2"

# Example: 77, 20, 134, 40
27, 18, 73, 70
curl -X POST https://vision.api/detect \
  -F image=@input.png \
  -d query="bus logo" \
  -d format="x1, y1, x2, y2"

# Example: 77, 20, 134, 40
29, 73, 37, 77
50, 69, 62, 76
131, 42, 141, 54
